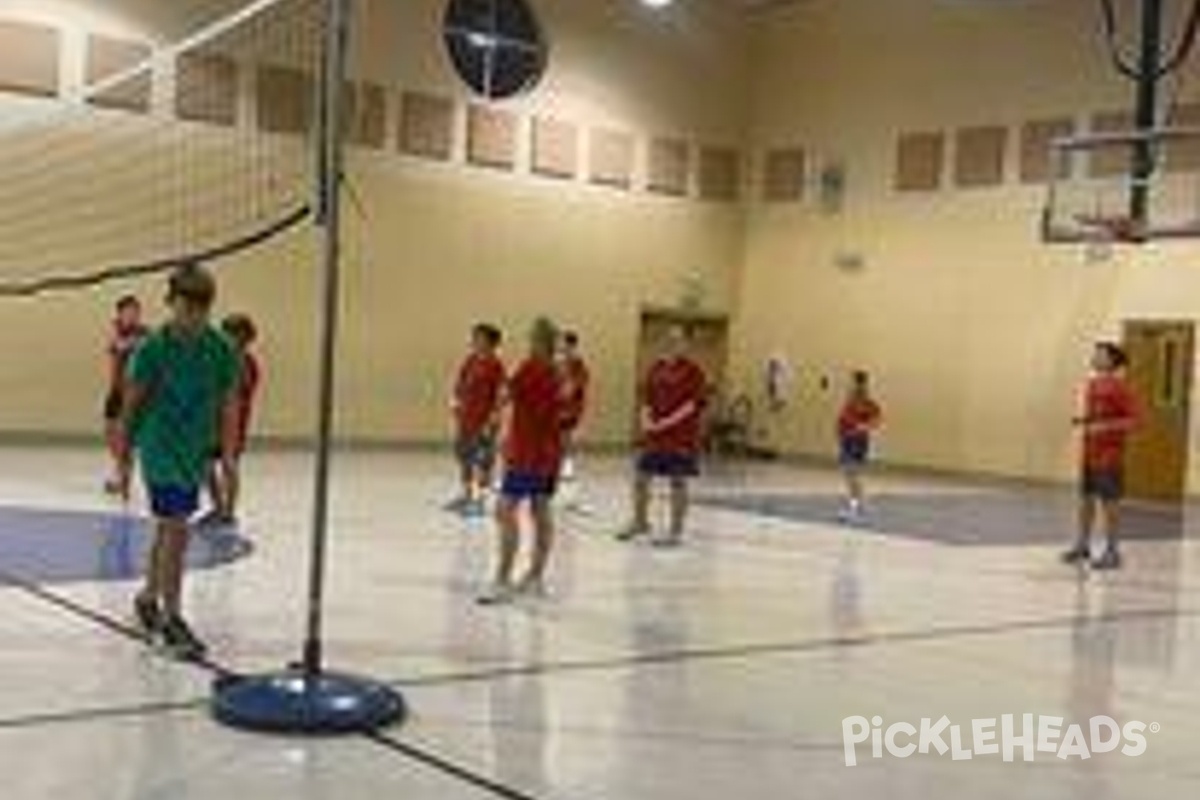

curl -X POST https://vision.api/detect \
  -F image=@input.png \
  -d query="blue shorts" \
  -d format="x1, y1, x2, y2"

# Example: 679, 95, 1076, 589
637, 452, 700, 478
839, 435, 871, 466
500, 471, 558, 501
456, 432, 497, 471
1082, 469, 1123, 502
147, 484, 200, 520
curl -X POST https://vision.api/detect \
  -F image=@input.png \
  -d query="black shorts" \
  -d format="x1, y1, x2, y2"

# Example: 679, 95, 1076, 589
456, 431, 497, 471
1082, 468, 1123, 502
637, 452, 700, 478
103, 389, 123, 421
839, 435, 871, 466
500, 470, 558, 502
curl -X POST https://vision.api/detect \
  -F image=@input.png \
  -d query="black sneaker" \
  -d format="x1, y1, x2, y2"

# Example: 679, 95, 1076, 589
1061, 545, 1090, 565
134, 594, 163, 637
160, 615, 208, 660
1092, 548, 1122, 570
615, 524, 650, 542
197, 510, 236, 529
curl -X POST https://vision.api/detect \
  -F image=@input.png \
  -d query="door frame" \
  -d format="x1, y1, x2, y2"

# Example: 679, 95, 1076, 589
1121, 318, 1195, 503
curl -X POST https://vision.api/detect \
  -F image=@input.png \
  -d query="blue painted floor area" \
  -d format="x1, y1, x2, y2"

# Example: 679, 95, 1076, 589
698, 490, 1195, 546
0, 505, 251, 583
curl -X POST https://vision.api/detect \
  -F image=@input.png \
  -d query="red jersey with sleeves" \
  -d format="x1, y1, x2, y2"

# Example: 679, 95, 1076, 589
108, 321, 149, 391
838, 396, 882, 439
504, 356, 564, 477
1082, 374, 1138, 470
559, 355, 590, 432
454, 352, 505, 437
232, 351, 261, 450
641, 356, 708, 455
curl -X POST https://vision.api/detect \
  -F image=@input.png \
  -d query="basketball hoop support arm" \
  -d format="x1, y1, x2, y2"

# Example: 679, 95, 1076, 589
1132, 0, 1165, 226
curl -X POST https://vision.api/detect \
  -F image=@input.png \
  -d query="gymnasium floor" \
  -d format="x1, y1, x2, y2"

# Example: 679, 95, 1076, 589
1, 446, 1198, 799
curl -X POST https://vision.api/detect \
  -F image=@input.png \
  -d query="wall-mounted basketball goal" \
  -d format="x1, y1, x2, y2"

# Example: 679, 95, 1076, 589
1041, 0, 1200, 247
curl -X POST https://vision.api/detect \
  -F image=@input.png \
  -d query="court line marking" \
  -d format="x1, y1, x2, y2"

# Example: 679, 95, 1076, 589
393, 604, 1195, 688
3, 562, 1193, 700
364, 731, 545, 800
0, 699, 206, 731
1, 563, 1193, 798
0, 568, 232, 676
0, 569, 547, 800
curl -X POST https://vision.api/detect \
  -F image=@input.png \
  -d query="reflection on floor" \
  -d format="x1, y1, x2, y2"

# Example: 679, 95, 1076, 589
0, 448, 1197, 799
0, 505, 251, 582
698, 489, 1192, 545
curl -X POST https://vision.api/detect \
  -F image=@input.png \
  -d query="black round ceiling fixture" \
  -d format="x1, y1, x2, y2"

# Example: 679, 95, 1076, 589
443, 0, 547, 100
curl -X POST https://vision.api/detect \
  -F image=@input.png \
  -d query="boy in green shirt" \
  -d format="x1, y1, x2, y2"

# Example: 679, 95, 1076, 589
117, 263, 240, 659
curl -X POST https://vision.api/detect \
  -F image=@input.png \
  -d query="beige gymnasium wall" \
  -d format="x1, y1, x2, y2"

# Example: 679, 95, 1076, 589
728, 0, 1200, 491
0, 0, 750, 444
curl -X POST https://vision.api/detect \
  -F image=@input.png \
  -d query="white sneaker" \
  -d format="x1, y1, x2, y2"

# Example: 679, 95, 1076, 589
476, 582, 516, 606
837, 502, 864, 525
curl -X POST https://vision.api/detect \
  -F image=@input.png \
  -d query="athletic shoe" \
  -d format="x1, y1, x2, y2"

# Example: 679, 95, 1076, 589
516, 575, 547, 598
565, 500, 594, 517
462, 499, 488, 518
615, 524, 650, 542
196, 510, 236, 529
160, 615, 208, 660
476, 582, 516, 606
836, 508, 861, 525
1092, 548, 1122, 571
1061, 544, 1091, 565
650, 532, 683, 548
443, 496, 470, 513
133, 594, 163, 636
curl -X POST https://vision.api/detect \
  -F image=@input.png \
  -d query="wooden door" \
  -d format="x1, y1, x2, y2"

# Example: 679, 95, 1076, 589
1123, 320, 1194, 502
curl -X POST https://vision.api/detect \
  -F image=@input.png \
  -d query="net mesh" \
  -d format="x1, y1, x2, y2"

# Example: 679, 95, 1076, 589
0, 0, 325, 295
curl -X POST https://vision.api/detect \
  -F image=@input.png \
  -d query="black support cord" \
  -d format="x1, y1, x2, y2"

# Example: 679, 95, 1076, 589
0, 204, 311, 298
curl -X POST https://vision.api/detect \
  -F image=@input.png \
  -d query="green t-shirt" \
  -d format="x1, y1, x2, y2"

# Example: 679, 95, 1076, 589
127, 324, 240, 488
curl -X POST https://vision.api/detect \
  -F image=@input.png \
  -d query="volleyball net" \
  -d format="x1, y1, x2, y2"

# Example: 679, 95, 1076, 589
0, 0, 326, 296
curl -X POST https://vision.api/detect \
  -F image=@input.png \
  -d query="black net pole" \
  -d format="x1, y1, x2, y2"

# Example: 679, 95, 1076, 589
302, 0, 351, 677
210, 0, 405, 734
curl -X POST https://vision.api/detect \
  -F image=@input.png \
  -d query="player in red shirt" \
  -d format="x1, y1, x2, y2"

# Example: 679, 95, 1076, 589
1063, 342, 1139, 570
449, 324, 506, 515
478, 318, 564, 605
556, 330, 590, 511
103, 295, 149, 495
618, 325, 708, 547
836, 370, 883, 523
204, 313, 261, 526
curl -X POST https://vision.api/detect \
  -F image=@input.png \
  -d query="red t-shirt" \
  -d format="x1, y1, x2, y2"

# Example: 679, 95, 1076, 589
559, 355, 590, 432
838, 396, 882, 439
108, 321, 148, 391
455, 351, 505, 437
641, 357, 708, 455
232, 351, 261, 449
504, 356, 564, 477
1082, 374, 1138, 470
